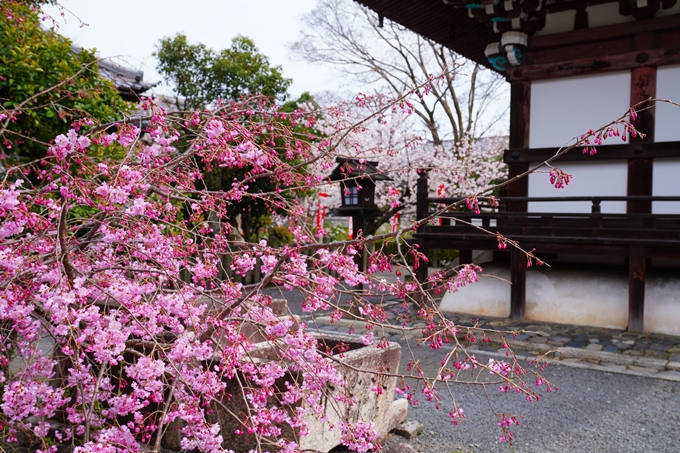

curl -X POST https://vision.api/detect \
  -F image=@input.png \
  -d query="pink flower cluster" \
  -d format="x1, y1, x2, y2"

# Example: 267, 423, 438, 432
549, 167, 572, 189
48, 128, 91, 159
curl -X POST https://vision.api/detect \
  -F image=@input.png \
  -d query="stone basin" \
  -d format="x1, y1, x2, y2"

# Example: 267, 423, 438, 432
205, 331, 407, 453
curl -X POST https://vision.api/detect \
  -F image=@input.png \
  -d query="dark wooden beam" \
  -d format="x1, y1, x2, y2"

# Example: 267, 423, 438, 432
529, 14, 680, 50
503, 140, 680, 164
526, 36, 634, 66
645, 246, 680, 259
419, 234, 680, 254
517, 27, 678, 76
510, 247, 527, 320
628, 245, 646, 332
509, 47, 680, 81
420, 235, 680, 259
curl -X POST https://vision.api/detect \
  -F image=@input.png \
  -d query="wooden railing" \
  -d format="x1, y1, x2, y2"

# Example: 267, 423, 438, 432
414, 183, 680, 329
416, 179, 680, 242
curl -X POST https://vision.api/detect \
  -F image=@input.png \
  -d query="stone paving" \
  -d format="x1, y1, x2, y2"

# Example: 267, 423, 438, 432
300, 297, 680, 380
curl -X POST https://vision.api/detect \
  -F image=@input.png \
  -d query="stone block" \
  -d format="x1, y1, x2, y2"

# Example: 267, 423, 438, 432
387, 399, 410, 433
564, 340, 585, 348
627, 365, 659, 373
557, 347, 667, 370
269, 298, 290, 316
601, 363, 628, 372
650, 343, 671, 352
383, 440, 420, 453
393, 418, 423, 440
657, 370, 680, 381
666, 361, 680, 372
644, 349, 667, 359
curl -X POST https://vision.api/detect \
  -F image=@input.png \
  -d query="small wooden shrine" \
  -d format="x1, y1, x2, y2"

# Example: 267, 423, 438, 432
329, 157, 392, 240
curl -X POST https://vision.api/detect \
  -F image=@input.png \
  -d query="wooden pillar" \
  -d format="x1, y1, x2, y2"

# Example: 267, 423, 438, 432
415, 170, 429, 285
627, 34, 656, 214
352, 213, 365, 286
629, 66, 656, 142
507, 81, 530, 319
628, 245, 646, 332
507, 163, 529, 213
459, 249, 473, 265
508, 81, 531, 213
628, 65, 656, 214
510, 247, 527, 320
415, 170, 429, 230
624, 34, 656, 329
509, 81, 531, 150
628, 158, 653, 213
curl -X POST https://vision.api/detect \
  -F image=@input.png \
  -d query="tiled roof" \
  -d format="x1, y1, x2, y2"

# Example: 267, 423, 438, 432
329, 157, 393, 181
355, 0, 499, 72
98, 59, 158, 101
71, 45, 158, 101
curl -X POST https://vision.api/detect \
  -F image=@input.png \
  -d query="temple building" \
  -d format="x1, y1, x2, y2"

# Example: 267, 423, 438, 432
356, 0, 680, 334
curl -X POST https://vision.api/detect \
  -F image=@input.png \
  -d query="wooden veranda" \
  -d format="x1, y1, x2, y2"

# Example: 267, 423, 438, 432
413, 170, 680, 332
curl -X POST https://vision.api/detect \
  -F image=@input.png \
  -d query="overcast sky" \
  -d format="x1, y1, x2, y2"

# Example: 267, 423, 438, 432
41, 0, 508, 135
42, 0, 352, 100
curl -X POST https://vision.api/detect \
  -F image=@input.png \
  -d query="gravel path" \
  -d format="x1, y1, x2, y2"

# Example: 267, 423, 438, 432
397, 346, 680, 453
267, 288, 680, 452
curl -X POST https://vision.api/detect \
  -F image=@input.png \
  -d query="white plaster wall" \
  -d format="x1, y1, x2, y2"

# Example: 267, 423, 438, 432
439, 264, 511, 318
586, 3, 635, 28
530, 72, 631, 148
652, 157, 680, 214
645, 271, 680, 336
528, 161, 628, 213
524, 266, 628, 329
440, 264, 680, 335
655, 64, 680, 142
534, 10, 577, 36
651, 258, 680, 269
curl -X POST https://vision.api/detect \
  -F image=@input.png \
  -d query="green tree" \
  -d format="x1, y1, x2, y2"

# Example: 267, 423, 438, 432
0, 2, 132, 162
155, 34, 292, 111
155, 34, 312, 242
197, 91, 317, 242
